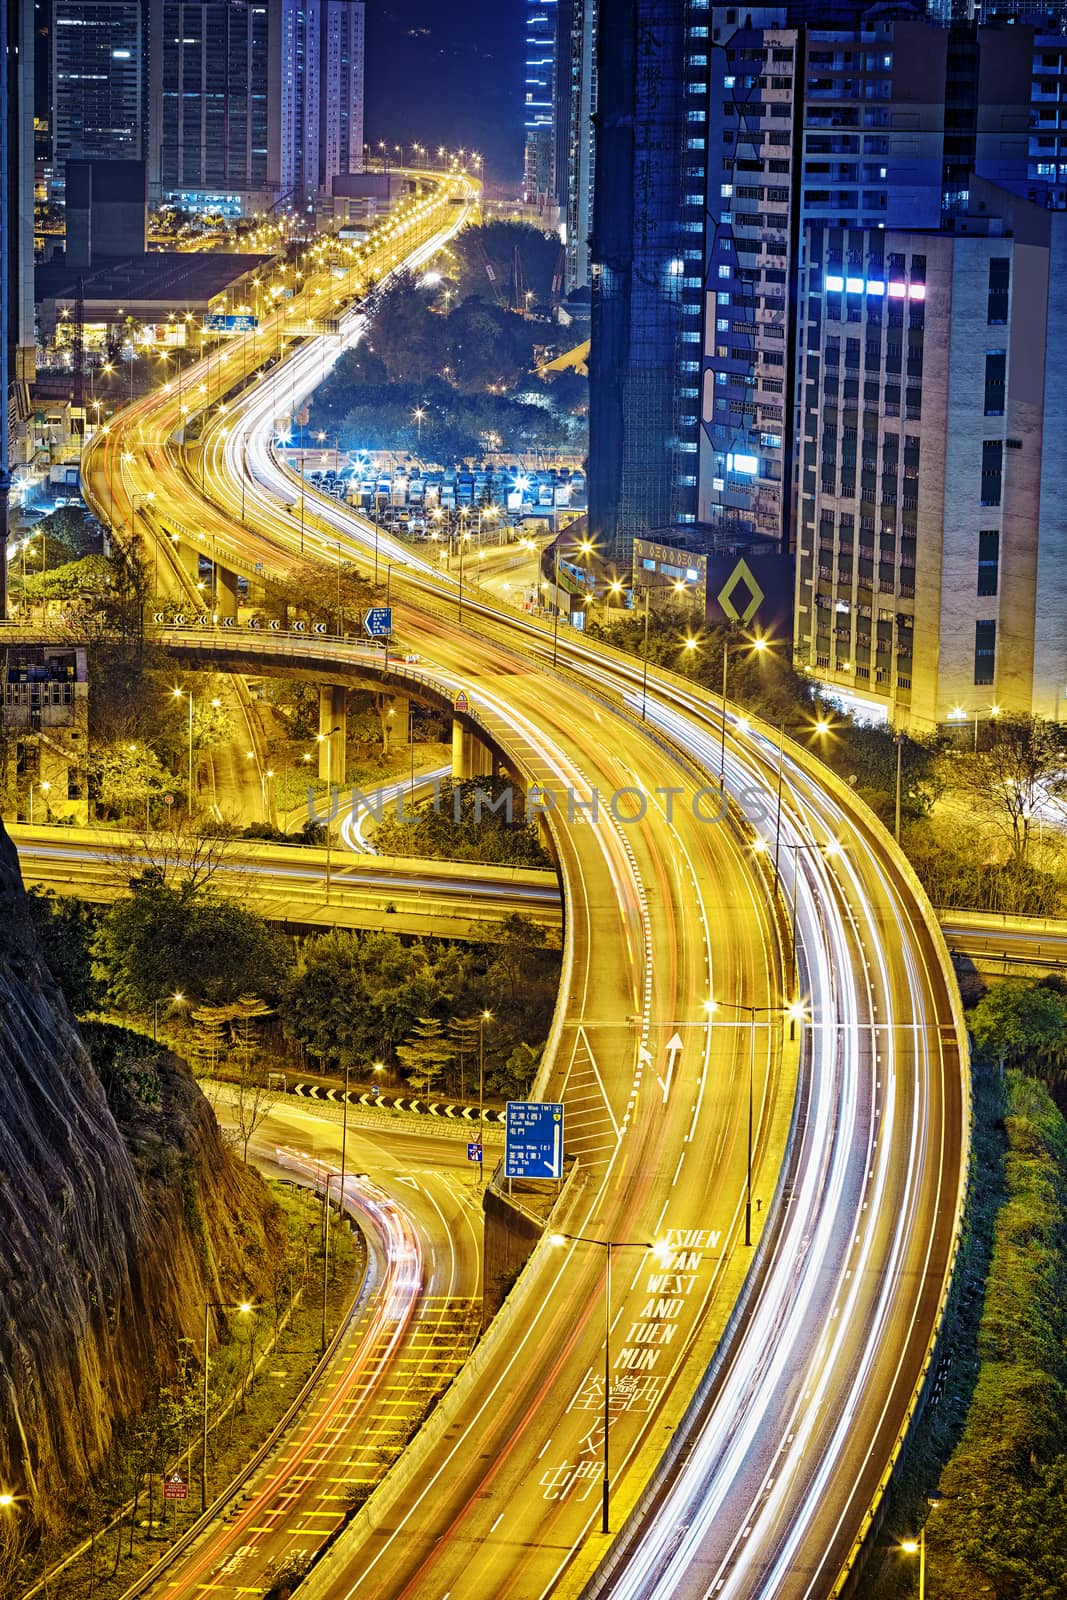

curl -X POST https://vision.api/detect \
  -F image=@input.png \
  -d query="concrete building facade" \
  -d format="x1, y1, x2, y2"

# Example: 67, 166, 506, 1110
792, 181, 1067, 731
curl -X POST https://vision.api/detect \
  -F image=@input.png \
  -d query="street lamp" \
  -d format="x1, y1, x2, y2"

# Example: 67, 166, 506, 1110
548, 1233, 665, 1532
552, 537, 595, 668
720, 634, 769, 788
704, 997, 809, 1246
172, 687, 221, 811
201, 1299, 253, 1510
153, 990, 184, 1042
476, 1010, 492, 1185
28, 779, 51, 824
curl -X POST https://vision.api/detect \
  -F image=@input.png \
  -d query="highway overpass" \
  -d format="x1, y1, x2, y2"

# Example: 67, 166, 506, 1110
52, 161, 972, 1600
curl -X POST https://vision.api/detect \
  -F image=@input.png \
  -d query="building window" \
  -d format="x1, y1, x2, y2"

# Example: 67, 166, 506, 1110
980, 440, 1003, 507
984, 351, 1006, 416
977, 529, 1000, 597
974, 620, 996, 686
987, 258, 1010, 325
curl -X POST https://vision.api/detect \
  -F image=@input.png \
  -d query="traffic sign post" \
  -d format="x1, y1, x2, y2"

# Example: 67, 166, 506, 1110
163, 1474, 187, 1501
504, 1102, 564, 1180
203, 313, 259, 334
467, 1142, 483, 1164
454, 690, 470, 713
363, 606, 393, 639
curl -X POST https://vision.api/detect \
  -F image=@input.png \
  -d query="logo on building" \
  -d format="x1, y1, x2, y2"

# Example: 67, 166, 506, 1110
716, 559, 765, 626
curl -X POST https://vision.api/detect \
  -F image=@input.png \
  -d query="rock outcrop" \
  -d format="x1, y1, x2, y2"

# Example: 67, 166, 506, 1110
0, 822, 284, 1521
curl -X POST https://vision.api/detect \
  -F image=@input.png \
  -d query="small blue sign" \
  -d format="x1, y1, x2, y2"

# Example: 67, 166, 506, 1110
467, 1142, 483, 1163
505, 1102, 564, 1180
203, 313, 259, 333
363, 606, 393, 638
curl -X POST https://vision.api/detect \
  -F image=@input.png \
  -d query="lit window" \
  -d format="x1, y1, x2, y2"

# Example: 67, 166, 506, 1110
727, 452, 759, 475
908, 283, 926, 300
846, 276, 864, 293
825, 274, 844, 291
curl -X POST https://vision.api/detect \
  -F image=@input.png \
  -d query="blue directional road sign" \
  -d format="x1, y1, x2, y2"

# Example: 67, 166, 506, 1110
467, 1142, 483, 1164
505, 1102, 564, 1180
363, 606, 393, 638
203, 313, 259, 333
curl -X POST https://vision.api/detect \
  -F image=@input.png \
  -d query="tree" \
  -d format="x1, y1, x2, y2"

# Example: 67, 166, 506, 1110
231, 1060, 280, 1161
488, 1040, 541, 1100
24, 889, 103, 1014
969, 980, 1067, 1072
105, 813, 237, 905
281, 929, 441, 1067
374, 778, 551, 867
89, 739, 171, 824
451, 1014, 484, 1101
485, 913, 552, 1006
92, 882, 290, 1010
395, 1016, 454, 1095
961, 714, 1067, 864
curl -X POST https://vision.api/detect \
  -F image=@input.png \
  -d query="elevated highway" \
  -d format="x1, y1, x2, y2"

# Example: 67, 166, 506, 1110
57, 165, 971, 1600
10, 823, 561, 939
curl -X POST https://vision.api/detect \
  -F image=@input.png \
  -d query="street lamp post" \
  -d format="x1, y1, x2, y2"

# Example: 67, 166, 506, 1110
477, 1010, 492, 1185
894, 730, 904, 846
548, 1233, 657, 1533
316, 723, 342, 894
719, 634, 768, 788
551, 537, 594, 669
153, 990, 184, 1043
201, 1299, 253, 1511
901, 1527, 926, 1600
706, 997, 808, 1246
172, 688, 221, 813
320, 1167, 345, 1353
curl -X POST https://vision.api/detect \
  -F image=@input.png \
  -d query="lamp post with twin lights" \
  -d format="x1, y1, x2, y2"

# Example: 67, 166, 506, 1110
704, 996, 809, 1246
551, 536, 595, 668
548, 1232, 670, 1533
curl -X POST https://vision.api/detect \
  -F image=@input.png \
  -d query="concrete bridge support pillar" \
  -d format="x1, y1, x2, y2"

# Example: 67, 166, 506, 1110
318, 686, 347, 784
170, 536, 201, 591
451, 720, 494, 781
215, 565, 239, 620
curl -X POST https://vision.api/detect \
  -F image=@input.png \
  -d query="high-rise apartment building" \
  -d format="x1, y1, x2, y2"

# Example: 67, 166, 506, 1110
51, 0, 143, 185
558, 0, 596, 290
701, 10, 1034, 554
792, 180, 1067, 729
149, 0, 364, 213
587, 0, 695, 559
2, 0, 36, 618
150, 0, 272, 210
588, 2, 1043, 564
319, 0, 364, 192
524, 0, 558, 210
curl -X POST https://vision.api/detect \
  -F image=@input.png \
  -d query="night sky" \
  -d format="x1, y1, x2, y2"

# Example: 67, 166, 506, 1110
364, 1, 526, 190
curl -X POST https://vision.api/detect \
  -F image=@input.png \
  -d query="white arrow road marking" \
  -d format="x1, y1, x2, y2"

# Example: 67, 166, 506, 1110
657, 1032, 684, 1104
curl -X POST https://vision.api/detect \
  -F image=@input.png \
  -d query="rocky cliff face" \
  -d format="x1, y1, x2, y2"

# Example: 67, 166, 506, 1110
0, 822, 284, 1522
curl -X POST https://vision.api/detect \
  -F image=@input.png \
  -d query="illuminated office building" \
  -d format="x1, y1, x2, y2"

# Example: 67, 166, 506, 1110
793, 182, 1067, 730
51, 0, 143, 185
